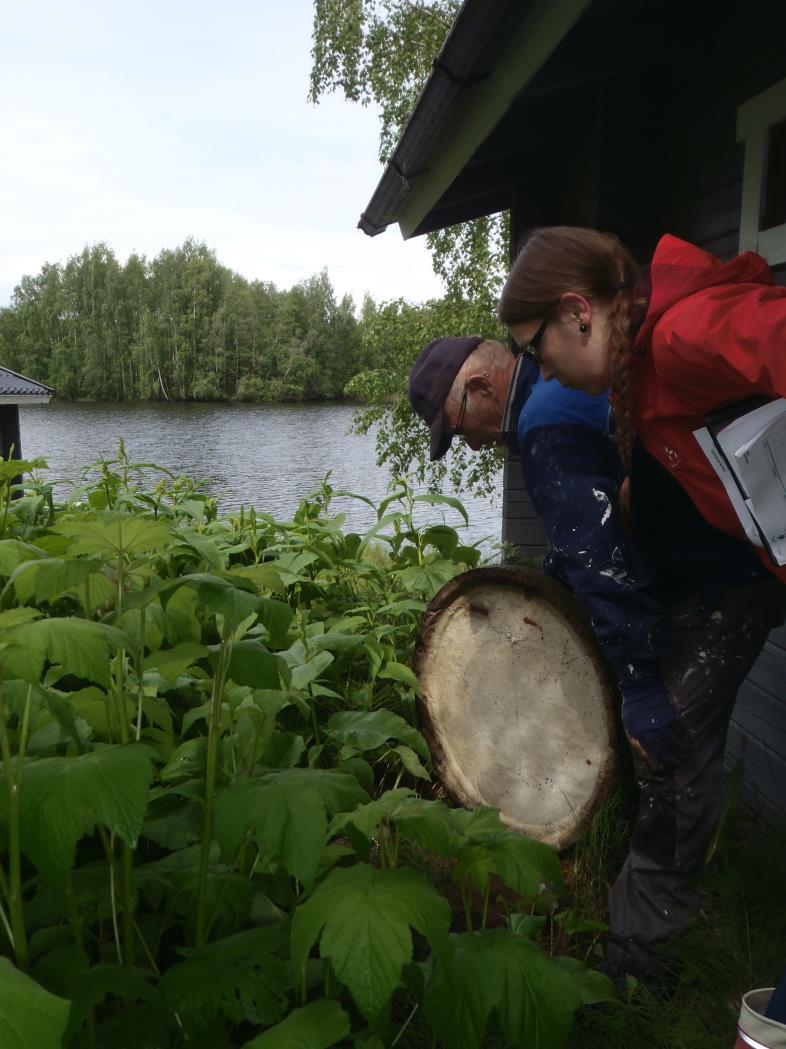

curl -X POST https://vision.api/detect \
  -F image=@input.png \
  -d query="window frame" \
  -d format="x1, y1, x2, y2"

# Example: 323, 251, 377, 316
737, 77, 786, 265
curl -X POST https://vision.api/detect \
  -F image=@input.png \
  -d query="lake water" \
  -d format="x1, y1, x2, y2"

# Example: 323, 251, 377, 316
18, 401, 503, 549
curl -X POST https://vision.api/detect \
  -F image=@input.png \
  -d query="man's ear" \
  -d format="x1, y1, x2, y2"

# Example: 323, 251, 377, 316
465, 372, 494, 396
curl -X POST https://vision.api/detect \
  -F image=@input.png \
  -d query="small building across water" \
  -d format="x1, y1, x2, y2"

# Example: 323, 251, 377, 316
0, 365, 54, 464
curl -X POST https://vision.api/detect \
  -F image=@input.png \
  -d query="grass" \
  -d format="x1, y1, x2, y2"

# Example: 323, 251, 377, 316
391, 782, 786, 1049
569, 807, 786, 1049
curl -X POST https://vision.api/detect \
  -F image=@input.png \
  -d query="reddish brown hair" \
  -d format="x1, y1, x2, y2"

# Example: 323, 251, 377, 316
498, 226, 640, 474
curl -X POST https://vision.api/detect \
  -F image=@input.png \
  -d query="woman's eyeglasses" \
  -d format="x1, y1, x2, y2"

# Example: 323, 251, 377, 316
520, 317, 549, 363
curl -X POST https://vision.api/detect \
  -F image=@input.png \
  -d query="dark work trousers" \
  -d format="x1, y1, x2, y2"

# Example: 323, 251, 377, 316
607, 578, 786, 976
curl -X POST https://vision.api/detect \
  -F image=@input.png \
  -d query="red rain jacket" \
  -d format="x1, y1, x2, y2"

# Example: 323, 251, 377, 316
631, 234, 786, 582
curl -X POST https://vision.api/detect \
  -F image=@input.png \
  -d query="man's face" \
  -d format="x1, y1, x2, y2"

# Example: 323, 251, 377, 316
444, 377, 506, 451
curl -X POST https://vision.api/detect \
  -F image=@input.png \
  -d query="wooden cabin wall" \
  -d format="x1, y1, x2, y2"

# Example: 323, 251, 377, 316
652, 8, 786, 822
502, 126, 606, 557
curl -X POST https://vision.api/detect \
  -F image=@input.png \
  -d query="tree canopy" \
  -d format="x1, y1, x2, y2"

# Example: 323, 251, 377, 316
310, 0, 507, 494
0, 241, 368, 404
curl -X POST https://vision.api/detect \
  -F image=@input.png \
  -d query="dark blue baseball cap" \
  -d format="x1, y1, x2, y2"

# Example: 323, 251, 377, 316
408, 335, 483, 460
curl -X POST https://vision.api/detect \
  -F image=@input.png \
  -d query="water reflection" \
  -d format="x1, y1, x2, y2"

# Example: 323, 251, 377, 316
19, 401, 502, 549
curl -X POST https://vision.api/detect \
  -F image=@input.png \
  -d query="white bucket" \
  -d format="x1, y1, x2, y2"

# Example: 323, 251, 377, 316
736, 989, 786, 1049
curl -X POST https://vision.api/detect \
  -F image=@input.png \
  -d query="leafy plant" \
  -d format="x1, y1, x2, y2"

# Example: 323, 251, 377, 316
0, 449, 610, 1048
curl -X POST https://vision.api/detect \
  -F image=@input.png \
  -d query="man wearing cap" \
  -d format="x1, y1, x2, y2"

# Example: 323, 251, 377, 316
408, 335, 783, 983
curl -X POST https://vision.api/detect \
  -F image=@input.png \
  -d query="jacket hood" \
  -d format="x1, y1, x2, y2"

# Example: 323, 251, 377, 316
638, 235, 773, 340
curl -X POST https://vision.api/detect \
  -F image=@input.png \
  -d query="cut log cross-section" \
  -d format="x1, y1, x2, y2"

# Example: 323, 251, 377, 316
414, 566, 620, 850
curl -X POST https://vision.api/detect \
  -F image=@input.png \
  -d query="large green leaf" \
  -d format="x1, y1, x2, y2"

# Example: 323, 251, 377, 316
377, 660, 420, 692
0, 607, 42, 632
391, 744, 430, 779
424, 930, 582, 1049
215, 769, 368, 886
144, 641, 208, 685
227, 640, 281, 689
51, 513, 172, 559
390, 798, 465, 857
0, 539, 44, 578
454, 808, 565, 900
452, 805, 506, 840
326, 709, 429, 760
71, 687, 134, 741
191, 575, 262, 628
226, 563, 286, 596
36, 684, 92, 749
421, 524, 459, 556
162, 586, 202, 643
65, 964, 161, 1039
290, 651, 334, 690
242, 999, 350, 1049
1, 617, 133, 687
376, 598, 427, 617
9, 557, 105, 605
328, 788, 416, 844
357, 511, 406, 553
2, 744, 155, 881
261, 551, 319, 586
0, 958, 70, 1049
394, 560, 456, 597
291, 863, 450, 1023
412, 491, 469, 525
174, 528, 226, 571
161, 926, 290, 1026
302, 632, 365, 655
552, 956, 618, 1005
256, 598, 294, 647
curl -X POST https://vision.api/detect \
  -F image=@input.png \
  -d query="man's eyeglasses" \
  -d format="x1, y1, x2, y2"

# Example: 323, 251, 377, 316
452, 385, 469, 437
520, 317, 549, 363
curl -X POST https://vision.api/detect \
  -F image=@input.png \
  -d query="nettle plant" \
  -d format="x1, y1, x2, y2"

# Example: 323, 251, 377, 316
0, 447, 614, 1049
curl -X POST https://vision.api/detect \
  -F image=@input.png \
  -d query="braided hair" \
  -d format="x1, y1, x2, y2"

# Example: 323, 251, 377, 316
498, 226, 644, 474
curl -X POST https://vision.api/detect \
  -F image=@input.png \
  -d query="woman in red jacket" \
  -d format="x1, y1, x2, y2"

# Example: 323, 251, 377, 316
499, 226, 786, 1031
499, 226, 786, 581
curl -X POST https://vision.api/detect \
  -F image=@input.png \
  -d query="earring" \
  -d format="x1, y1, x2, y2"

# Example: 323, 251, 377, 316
579, 322, 588, 333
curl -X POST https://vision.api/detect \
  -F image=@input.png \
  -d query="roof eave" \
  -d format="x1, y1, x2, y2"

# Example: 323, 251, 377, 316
0, 395, 53, 405
359, 0, 592, 239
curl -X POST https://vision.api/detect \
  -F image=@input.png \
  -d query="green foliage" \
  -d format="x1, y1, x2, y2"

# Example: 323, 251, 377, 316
160, 926, 291, 1028
0, 451, 601, 1048
348, 296, 506, 498
311, 1, 511, 498
291, 863, 451, 1022
7, 745, 155, 882
0, 618, 132, 687
0, 958, 70, 1049
0, 244, 366, 404
216, 769, 368, 886
309, 0, 459, 166
424, 929, 583, 1049
243, 999, 351, 1049
570, 832, 786, 1049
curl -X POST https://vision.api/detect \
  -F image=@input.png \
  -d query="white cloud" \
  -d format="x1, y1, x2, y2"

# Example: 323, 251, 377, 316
0, 0, 444, 309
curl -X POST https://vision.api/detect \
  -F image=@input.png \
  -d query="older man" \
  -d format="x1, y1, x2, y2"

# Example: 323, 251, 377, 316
408, 335, 783, 982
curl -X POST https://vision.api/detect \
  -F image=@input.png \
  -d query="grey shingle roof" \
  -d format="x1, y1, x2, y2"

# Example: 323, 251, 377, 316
0, 366, 54, 398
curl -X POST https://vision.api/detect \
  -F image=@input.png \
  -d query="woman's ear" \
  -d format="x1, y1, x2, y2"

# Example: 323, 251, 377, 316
559, 291, 593, 328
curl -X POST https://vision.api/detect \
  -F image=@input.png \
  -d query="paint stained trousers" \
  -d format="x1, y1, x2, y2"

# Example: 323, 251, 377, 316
606, 579, 786, 976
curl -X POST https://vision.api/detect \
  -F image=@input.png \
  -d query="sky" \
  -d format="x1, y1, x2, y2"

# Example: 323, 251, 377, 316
0, 0, 444, 310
